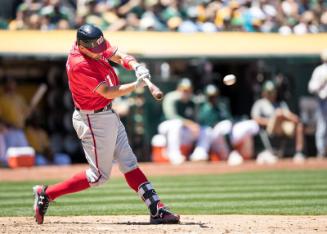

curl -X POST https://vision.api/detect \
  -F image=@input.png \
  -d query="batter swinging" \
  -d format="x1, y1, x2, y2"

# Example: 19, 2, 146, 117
33, 24, 180, 225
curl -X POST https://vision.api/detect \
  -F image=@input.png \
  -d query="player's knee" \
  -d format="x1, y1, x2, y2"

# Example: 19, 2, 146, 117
199, 127, 212, 141
119, 156, 138, 174
90, 174, 110, 187
158, 119, 183, 134
213, 120, 232, 137
86, 168, 110, 187
158, 121, 170, 134
275, 109, 284, 118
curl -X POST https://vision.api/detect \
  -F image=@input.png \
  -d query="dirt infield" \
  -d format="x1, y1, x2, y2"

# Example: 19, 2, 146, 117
1, 159, 327, 233
1, 158, 327, 181
1, 215, 327, 234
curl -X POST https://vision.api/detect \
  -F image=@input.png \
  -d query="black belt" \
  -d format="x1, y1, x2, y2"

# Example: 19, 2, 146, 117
75, 103, 112, 114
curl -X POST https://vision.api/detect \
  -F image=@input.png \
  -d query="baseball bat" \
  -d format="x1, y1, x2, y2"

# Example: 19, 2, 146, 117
27, 83, 48, 118
30, 83, 48, 109
143, 78, 164, 101
258, 129, 274, 153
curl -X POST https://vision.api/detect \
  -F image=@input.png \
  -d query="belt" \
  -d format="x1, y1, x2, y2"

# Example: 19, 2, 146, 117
75, 103, 112, 114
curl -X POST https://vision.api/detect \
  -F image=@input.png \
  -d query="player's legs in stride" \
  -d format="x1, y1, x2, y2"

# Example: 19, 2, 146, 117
114, 117, 180, 224
33, 168, 180, 225
33, 113, 179, 225
124, 167, 180, 224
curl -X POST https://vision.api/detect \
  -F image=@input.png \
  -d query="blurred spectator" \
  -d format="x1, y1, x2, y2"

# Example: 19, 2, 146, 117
319, 11, 327, 32
178, 6, 199, 32
199, 84, 259, 161
0, 119, 7, 166
25, 116, 52, 165
0, 77, 30, 149
273, 73, 293, 103
293, 11, 319, 34
308, 49, 327, 159
158, 78, 210, 164
25, 113, 71, 165
8, 0, 73, 30
0, 77, 29, 129
0, 77, 31, 167
251, 80, 305, 162
0, 0, 325, 33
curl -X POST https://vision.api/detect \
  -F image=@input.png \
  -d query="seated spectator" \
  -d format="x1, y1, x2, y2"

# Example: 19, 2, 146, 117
0, 77, 30, 149
2, 0, 326, 33
251, 80, 305, 162
0, 77, 28, 128
158, 78, 210, 164
8, 0, 73, 30
0, 119, 7, 166
320, 12, 327, 32
0, 77, 36, 167
25, 114, 71, 166
293, 11, 319, 35
199, 85, 259, 161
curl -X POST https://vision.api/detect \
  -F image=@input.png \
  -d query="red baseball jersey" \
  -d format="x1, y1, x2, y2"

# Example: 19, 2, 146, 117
66, 42, 118, 110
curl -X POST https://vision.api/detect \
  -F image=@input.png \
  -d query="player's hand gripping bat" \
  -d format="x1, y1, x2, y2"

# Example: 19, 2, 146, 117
143, 78, 164, 101
134, 63, 163, 101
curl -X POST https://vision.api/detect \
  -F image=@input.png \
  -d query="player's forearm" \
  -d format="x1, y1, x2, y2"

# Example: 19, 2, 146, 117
308, 76, 323, 93
253, 117, 269, 127
162, 100, 182, 120
284, 111, 300, 124
163, 107, 182, 120
96, 82, 138, 99
111, 50, 151, 83
111, 50, 141, 70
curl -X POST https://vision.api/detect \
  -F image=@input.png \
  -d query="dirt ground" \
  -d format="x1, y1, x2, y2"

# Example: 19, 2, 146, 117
1, 158, 327, 233
1, 215, 327, 234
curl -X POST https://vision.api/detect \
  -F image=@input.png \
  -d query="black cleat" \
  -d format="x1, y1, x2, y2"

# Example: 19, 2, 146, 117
33, 185, 50, 224
150, 202, 180, 224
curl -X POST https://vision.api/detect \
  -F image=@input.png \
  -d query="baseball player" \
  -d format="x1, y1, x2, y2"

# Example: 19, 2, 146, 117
308, 49, 327, 158
158, 78, 211, 164
251, 80, 305, 162
199, 85, 259, 160
33, 24, 180, 225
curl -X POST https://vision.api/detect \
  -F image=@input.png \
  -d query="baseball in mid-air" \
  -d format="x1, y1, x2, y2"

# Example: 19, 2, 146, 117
223, 74, 236, 86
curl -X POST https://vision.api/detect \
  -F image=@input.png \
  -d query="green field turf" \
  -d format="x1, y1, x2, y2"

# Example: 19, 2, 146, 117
0, 169, 327, 217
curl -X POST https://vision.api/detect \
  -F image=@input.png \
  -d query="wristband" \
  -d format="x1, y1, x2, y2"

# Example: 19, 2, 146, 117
122, 55, 136, 70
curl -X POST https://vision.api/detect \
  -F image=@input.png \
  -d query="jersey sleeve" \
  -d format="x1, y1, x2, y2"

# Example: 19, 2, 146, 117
280, 101, 289, 110
219, 100, 232, 120
73, 63, 105, 92
251, 100, 261, 118
162, 92, 183, 120
308, 66, 324, 94
104, 46, 118, 59
198, 104, 209, 126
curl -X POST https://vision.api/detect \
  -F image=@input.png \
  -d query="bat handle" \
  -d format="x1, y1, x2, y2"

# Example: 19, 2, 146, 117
143, 77, 152, 87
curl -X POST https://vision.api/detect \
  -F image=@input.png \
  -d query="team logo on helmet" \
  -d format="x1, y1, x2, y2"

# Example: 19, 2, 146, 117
96, 36, 104, 46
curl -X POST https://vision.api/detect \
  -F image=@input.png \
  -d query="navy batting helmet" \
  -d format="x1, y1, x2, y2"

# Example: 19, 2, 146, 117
77, 24, 108, 53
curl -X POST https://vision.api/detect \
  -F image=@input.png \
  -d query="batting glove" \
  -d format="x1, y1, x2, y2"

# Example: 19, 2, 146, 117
135, 76, 146, 88
135, 64, 151, 80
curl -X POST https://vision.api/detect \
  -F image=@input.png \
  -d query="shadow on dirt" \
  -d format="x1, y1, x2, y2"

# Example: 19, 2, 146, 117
53, 221, 209, 228
109, 221, 209, 228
